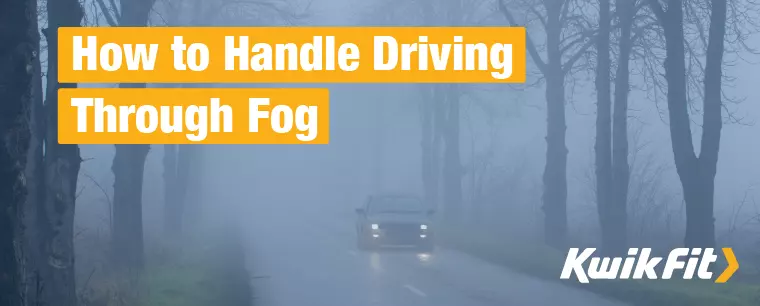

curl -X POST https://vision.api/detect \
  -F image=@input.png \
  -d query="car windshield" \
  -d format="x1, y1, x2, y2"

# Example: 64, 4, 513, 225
368, 196, 424, 214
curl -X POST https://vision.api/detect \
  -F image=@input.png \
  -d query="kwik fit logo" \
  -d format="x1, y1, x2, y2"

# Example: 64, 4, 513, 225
560, 248, 739, 283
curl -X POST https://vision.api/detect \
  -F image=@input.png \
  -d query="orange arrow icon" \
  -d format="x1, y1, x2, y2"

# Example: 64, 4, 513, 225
715, 248, 738, 283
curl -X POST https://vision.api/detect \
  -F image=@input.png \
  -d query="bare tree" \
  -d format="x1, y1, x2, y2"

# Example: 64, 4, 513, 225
372, 0, 505, 225
95, 0, 158, 271
157, 0, 185, 243
594, 0, 639, 256
646, 0, 727, 248
364, 0, 459, 221
23, 1, 46, 305
608, 0, 637, 255
498, 0, 595, 248
149, 0, 306, 242
594, 0, 614, 255
0, 0, 37, 304
415, 0, 442, 210
33, 0, 86, 304
163, 144, 179, 237
419, 84, 443, 210
579, 121, 681, 249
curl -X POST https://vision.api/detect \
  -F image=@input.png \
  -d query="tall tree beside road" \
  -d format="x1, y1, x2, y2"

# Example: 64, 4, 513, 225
499, 0, 595, 249
0, 0, 37, 304
646, 0, 727, 248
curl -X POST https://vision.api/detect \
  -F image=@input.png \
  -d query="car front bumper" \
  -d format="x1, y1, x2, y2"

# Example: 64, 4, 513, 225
367, 230, 434, 246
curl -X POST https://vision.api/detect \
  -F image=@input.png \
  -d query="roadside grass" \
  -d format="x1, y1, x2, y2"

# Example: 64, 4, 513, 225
139, 228, 252, 306
439, 227, 760, 306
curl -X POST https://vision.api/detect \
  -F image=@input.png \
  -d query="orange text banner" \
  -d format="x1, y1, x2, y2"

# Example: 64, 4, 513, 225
58, 87, 329, 144
58, 27, 526, 83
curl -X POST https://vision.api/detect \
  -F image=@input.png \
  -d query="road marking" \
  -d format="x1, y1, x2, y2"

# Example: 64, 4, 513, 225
403, 284, 427, 297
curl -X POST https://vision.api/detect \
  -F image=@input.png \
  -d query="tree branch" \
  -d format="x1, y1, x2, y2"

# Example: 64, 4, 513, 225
562, 37, 595, 74
560, 0, 571, 24
94, 0, 118, 26
208, 0, 310, 25
633, 0, 647, 13
528, 5, 547, 30
108, 0, 121, 22
498, 0, 547, 74
646, 0, 666, 21
560, 30, 594, 55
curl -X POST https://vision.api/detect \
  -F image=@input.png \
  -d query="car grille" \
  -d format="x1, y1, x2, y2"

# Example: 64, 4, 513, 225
380, 223, 419, 235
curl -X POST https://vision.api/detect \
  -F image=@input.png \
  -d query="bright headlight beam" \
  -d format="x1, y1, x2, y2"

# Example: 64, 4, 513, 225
371, 224, 379, 230
420, 224, 428, 230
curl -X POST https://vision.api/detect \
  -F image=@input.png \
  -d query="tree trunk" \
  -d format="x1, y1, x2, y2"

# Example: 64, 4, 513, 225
183, 146, 204, 227
24, 0, 45, 303
542, 2, 568, 249
418, 0, 442, 212
174, 145, 193, 234
609, 0, 635, 255
111, 0, 155, 271
650, 0, 725, 248
420, 85, 442, 210
112, 144, 150, 270
36, 0, 84, 304
595, 0, 631, 256
594, 0, 613, 255
0, 0, 36, 303
372, 97, 385, 191
442, 84, 462, 225
163, 144, 178, 237
660, 0, 700, 245
432, 85, 444, 210
688, 0, 726, 248
421, 87, 436, 208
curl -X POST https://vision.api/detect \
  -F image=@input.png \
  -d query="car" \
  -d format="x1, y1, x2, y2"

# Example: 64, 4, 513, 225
354, 194, 436, 252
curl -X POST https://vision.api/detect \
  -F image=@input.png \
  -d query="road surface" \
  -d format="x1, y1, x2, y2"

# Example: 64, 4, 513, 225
242, 201, 627, 306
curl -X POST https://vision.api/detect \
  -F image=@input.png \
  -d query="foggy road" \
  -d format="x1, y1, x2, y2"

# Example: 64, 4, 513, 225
243, 201, 627, 306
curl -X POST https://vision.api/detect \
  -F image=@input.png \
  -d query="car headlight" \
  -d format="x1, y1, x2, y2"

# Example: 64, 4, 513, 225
371, 224, 379, 230
420, 224, 428, 230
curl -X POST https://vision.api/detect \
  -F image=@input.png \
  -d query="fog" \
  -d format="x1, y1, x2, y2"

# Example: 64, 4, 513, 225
47, 0, 760, 305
